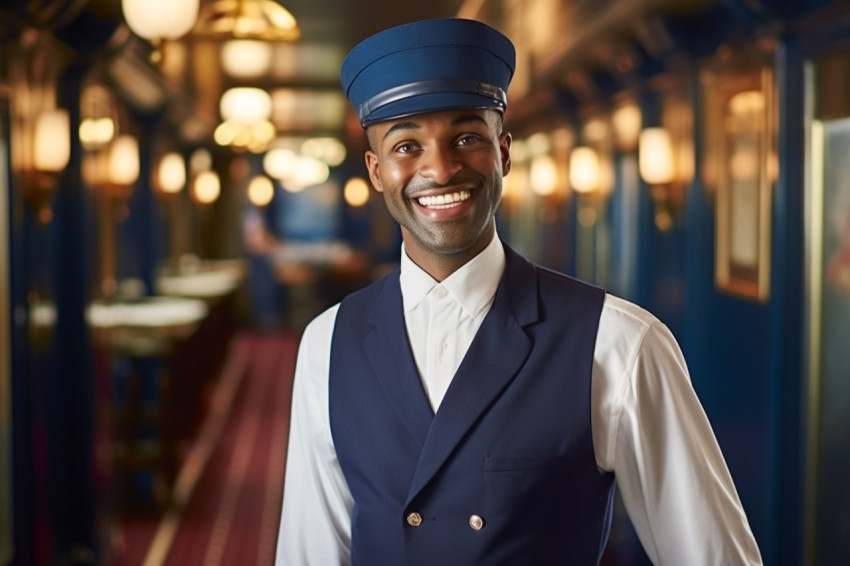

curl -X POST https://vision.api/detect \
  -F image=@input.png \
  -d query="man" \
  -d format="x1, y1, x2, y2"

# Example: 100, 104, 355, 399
276, 18, 762, 565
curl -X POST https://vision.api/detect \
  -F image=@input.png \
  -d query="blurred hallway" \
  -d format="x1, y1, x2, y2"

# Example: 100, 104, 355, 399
111, 331, 296, 566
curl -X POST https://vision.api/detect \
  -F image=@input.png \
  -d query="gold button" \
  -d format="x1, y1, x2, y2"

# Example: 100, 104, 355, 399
406, 512, 423, 527
468, 514, 484, 531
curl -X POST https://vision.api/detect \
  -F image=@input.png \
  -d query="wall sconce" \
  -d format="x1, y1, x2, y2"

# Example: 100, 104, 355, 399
82, 133, 140, 221
23, 108, 71, 224
529, 154, 559, 197
157, 151, 187, 195
193, 170, 221, 204
569, 146, 601, 195
639, 127, 684, 231
612, 103, 642, 152
106, 135, 140, 215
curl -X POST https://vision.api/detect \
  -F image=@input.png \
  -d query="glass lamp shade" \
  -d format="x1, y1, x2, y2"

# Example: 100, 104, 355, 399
158, 152, 186, 193
569, 146, 600, 194
529, 154, 559, 196
612, 103, 642, 152
220, 87, 272, 123
122, 0, 199, 40
108, 135, 140, 186
638, 128, 675, 185
221, 40, 273, 77
33, 109, 70, 173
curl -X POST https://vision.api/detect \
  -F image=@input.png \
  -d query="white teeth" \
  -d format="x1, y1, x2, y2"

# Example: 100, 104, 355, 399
417, 190, 471, 208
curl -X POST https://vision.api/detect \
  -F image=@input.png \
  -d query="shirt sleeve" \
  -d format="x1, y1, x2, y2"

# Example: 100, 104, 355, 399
595, 298, 763, 565
275, 304, 354, 565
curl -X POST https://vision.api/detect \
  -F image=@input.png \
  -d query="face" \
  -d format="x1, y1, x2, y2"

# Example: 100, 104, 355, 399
365, 108, 511, 275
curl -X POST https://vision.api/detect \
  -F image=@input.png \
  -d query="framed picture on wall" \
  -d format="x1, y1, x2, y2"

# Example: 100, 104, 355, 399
703, 65, 776, 302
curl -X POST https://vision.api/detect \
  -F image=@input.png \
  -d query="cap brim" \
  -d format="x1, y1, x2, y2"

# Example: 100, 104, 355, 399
362, 92, 506, 126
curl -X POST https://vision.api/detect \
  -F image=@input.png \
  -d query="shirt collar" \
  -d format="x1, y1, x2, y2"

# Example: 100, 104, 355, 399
399, 231, 506, 317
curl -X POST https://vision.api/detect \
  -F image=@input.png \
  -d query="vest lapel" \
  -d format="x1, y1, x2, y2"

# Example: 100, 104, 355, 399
405, 247, 538, 505
363, 274, 434, 448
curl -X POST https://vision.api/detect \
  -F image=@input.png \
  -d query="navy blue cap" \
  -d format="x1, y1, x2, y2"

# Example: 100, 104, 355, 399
340, 18, 516, 127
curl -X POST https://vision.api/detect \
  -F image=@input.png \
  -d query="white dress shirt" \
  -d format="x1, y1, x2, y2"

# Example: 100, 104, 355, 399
276, 234, 763, 565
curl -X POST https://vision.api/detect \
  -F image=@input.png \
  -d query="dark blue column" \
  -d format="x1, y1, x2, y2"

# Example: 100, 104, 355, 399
766, 37, 806, 566
48, 65, 98, 563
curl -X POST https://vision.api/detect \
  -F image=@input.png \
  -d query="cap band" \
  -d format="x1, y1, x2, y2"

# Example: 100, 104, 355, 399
358, 79, 507, 125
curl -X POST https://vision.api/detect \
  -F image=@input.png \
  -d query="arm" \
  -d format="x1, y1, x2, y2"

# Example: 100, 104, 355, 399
595, 298, 762, 565
276, 305, 354, 565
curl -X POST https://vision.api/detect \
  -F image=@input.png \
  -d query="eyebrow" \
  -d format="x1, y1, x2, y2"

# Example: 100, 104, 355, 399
380, 113, 490, 142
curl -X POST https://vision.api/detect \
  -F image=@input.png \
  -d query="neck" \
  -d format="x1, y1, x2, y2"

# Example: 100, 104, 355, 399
402, 223, 494, 282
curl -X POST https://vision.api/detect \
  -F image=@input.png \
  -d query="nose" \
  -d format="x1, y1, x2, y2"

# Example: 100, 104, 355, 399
419, 144, 462, 185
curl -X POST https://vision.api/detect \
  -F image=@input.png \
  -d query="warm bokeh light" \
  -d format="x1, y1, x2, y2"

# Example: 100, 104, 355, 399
730, 148, 760, 180
263, 148, 297, 179
343, 177, 370, 207
530, 154, 559, 196
582, 118, 608, 143
108, 135, 140, 186
638, 128, 675, 185
525, 132, 551, 157
247, 175, 275, 206
221, 40, 273, 77
190, 148, 213, 173
33, 109, 70, 173
122, 0, 199, 40
511, 138, 529, 163
79, 117, 115, 149
301, 137, 347, 166
219, 87, 272, 123
287, 156, 329, 191
569, 146, 600, 193
612, 103, 642, 152
157, 152, 186, 194
193, 170, 221, 203
729, 91, 765, 116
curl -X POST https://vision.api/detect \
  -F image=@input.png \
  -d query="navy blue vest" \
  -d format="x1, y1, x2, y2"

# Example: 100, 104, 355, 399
330, 246, 615, 565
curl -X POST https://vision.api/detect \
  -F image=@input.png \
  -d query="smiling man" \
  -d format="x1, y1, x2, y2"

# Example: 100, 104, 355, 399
275, 18, 762, 566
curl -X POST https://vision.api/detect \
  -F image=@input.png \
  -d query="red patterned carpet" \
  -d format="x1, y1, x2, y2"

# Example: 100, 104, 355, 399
115, 331, 297, 566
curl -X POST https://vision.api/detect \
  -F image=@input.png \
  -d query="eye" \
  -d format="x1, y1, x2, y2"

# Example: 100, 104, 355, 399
393, 141, 419, 154
456, 134, 482, 146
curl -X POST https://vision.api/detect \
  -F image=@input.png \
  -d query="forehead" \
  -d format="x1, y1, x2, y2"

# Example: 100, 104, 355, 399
367, 108, 501, 141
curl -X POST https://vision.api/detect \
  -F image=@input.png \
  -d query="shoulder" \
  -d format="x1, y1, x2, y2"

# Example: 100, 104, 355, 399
594, 293, 687, 403
599, 293, 661, 341
296, 303, 340, 371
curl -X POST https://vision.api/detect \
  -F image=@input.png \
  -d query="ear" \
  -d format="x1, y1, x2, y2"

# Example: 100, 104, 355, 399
499, 132, 512, 177
365, 150, 383, 193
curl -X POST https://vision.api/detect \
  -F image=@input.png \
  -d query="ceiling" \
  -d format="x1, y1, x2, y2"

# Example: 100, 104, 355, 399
120, 0, 470, 147
2, 0, 741, 151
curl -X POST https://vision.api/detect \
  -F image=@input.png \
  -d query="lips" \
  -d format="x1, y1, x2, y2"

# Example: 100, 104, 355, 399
415, 190, 471, 209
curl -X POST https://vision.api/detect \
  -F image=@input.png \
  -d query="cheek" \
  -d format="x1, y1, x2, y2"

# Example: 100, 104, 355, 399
379, 162, 409, 188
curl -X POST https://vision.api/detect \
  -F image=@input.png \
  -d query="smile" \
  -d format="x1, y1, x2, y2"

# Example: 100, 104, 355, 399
416, 190, 471, 209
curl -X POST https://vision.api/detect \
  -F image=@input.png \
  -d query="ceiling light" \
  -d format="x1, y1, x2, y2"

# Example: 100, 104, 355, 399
220, 87, 272, 123
221, 39, 273, 77
122, 0, 200, 41
192, 0, 299, 41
